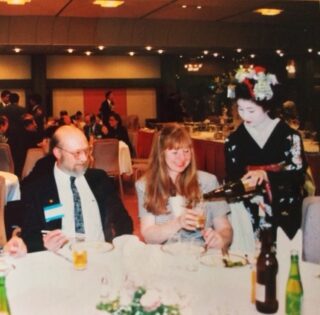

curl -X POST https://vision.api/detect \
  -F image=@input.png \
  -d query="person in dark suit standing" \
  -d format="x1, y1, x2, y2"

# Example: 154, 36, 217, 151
99, 90, 114, 127
0, 90, 11, 109
21, 125, 133, 252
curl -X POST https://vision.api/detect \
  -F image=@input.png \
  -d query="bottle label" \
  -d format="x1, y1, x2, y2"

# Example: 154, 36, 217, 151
286, 293, 303, 315
255, 283, 265, 303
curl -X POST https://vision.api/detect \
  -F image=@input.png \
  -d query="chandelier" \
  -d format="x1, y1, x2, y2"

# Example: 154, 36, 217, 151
93, 0, 124, 7
184, 62, 203, 72
0, 0, 31, 4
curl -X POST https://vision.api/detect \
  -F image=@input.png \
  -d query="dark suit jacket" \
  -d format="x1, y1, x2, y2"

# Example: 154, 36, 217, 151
21, 167, 133, 252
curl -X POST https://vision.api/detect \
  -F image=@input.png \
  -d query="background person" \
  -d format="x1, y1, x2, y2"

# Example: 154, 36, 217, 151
136, 124, 232, 250
225, 66, 307, 240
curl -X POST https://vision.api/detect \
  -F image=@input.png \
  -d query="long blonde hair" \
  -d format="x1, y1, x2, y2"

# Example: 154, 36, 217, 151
143, 123, 201, 215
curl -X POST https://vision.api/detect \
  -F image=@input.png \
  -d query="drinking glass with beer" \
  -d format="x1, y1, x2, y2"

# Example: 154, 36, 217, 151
71, 240, 88, 270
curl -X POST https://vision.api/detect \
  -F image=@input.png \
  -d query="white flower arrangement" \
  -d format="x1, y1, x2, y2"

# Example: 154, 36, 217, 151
96, 286, 181, 315
235, 66, 278, 101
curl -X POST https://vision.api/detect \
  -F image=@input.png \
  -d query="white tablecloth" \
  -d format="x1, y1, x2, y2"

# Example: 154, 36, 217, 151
119, 140, 133, 175
5, 234, 320, 315
0, 171, 20, 204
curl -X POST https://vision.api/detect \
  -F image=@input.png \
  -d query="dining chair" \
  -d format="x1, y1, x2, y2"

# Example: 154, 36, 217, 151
0, 176, 7, 246
92, 139, 124, 197
301, 196, 320, 264
131, 129, 157, 181
21, 148, 45, 180
0, 143, 14, 173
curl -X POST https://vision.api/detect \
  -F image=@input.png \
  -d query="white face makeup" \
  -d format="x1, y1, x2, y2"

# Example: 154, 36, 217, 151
237, 99, 269, 128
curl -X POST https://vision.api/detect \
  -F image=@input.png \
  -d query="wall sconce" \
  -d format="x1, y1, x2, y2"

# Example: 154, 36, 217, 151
286, 59, 296, 78
184, 62, 203, 72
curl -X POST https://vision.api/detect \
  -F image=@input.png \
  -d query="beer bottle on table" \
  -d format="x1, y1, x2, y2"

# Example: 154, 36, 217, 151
0, 274, 11, 315
255, 223, 279, 314
286, 250, 303, 315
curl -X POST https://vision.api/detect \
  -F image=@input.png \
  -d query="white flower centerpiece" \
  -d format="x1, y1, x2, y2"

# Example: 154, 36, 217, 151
96, 285, 181, 315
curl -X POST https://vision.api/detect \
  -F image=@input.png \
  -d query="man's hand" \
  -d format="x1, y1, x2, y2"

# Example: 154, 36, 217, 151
42, 230, 68, 252
4, 236, 27, 258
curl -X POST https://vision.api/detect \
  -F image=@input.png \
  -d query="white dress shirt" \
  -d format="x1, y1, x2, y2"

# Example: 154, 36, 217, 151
54, 164, 104, 241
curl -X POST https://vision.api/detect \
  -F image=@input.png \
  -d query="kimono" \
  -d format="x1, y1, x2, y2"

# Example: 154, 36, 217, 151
225, 120, 307, 239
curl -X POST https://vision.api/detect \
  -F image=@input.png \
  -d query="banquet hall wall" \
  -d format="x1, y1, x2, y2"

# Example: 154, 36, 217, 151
0, 54, 319, 129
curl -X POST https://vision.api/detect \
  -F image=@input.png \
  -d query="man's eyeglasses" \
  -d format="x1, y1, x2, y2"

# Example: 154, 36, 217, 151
56, 146, 91, 159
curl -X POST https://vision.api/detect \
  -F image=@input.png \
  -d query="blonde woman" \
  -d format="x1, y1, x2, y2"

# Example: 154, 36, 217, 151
135, 124, 232, 249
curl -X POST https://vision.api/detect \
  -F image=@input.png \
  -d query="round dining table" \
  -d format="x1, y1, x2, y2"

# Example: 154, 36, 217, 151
5, 232, 320, 315
0, 170, 20, 204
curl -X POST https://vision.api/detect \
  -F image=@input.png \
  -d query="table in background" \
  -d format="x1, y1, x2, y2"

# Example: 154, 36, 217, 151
118, 140, 133, 175
0, 171, 20, 204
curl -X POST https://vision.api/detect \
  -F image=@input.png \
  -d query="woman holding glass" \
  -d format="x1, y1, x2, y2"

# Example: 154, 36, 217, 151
225, 66, 307, 241
135, 124, 232, 249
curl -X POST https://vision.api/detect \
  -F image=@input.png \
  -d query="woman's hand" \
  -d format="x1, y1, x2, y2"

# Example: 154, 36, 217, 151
241, 170, 268, 187
43, 230, 68, 252
178, 208, 199, 231
202, 228, 225, 249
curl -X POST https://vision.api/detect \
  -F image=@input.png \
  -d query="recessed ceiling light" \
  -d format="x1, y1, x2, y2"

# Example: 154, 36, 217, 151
13, 47, 21, 53
236, 48, 242, 53
196, 5, 202, 10
213, 52, 219, 57
276, 49, 282, 55
145, 46, 152, 51
98, 46, 105, 50
250, 54, 256, 59
0, 0, 31, 5
85, 51, 92, 56
317, 51, 320, 56
203, 50, 209, 55
93, 0, 124, 8
67, 48, 74, 54
128, 51, 135, 56
308, 48, 313, 53
157, 49, 164, 54
181, 4, 187, 9
255, 8, 283, 16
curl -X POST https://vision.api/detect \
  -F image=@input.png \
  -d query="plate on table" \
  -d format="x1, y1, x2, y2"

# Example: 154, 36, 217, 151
68, 241, 114, 253
200, 251, 248, 268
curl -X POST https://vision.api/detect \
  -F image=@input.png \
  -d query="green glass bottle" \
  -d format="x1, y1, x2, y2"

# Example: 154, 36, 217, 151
0, 274, 11, 315
286, 250, 303, 315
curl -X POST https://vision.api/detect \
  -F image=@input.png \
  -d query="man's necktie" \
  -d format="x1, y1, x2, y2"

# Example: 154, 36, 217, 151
70, 176, 85, 234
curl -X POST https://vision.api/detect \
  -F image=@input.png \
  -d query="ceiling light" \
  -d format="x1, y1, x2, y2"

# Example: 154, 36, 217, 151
308, 48, 313, 53
145, 46, 152, 51
67, 48, 74, 54
184, 62, 203, 72
236, 48, 242, 53
213, 52, 219, 57
181, 5, 187, 9
317, 51, 320, 56
98, 46, 105, 50
0, 0, 31, 4
255, 8, 283, 16
250, 54, 256, 59
203, 50, 209, 55
93, 0, 124, 8
85, 51, 92, 56
276, 49, 282, 55
196, 5, 202, 10
128, 51, 135, 56
157, 49, 164, 54
13, 47, 21, 53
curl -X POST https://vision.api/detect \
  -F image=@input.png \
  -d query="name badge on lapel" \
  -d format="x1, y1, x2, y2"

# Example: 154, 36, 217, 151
43, 203, 64, 223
